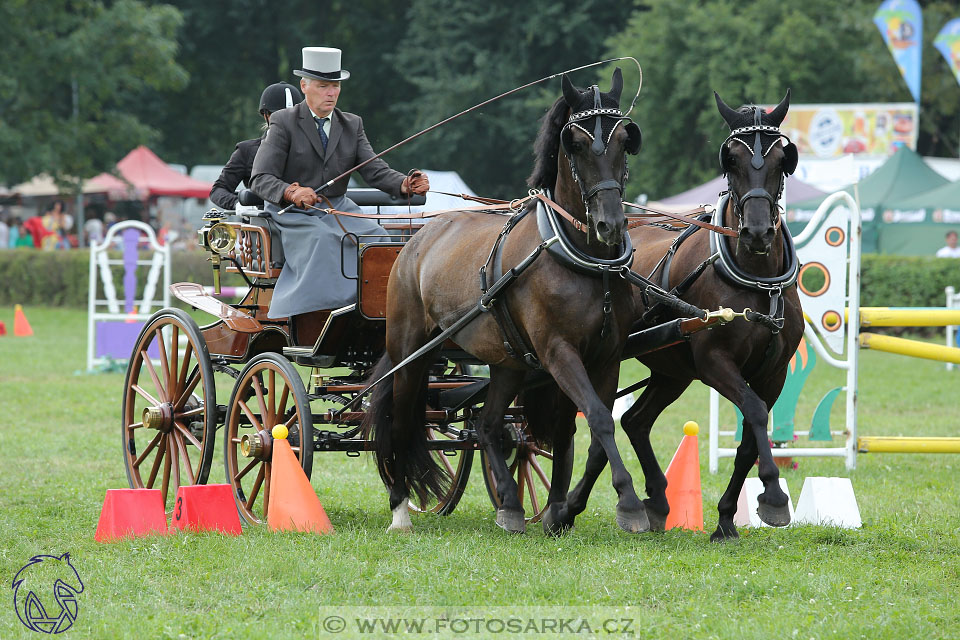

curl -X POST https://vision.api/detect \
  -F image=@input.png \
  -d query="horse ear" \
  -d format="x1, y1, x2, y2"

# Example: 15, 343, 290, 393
608, 67, 623, 104
782, 141, 798, 176
719, 143, 732, 176
562, 74, 580, 107
624, 122, 642, 155
767, 88, 791, 127
714, 91, 739, 129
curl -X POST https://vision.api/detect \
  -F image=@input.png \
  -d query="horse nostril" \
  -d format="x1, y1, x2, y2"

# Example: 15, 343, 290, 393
596, 221, 610, 236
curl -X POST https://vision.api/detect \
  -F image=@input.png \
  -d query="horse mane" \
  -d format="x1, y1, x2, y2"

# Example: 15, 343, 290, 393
527, 97, 569, 191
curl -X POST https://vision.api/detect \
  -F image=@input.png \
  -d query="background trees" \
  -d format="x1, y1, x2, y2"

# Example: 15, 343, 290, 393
2, 0, 958, 200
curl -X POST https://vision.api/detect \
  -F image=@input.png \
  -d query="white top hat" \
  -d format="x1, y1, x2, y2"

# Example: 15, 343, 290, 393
294, 47, 350, 82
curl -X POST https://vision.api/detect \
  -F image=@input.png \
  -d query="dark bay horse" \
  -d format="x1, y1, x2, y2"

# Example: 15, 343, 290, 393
363, 69, 645, 534
564, 90, 803, 541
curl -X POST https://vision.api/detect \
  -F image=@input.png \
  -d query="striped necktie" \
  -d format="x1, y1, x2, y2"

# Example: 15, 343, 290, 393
315, 117, 329, 151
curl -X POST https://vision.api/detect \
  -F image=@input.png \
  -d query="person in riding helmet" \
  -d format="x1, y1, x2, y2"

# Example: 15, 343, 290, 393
209, 82, 304, 210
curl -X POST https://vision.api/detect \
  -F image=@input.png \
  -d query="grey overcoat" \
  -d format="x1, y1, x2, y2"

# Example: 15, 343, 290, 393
250, 101, 406, 319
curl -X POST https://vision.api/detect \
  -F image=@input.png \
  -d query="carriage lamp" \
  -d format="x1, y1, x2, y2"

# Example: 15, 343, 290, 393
204, 222, 237, 295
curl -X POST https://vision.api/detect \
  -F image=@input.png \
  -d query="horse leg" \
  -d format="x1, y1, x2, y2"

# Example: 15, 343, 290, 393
543, 345, 647, 533
540, 396, 577, 537
476, 366, 527, 533
566, 372, 690, 531
703, 368, 789, 541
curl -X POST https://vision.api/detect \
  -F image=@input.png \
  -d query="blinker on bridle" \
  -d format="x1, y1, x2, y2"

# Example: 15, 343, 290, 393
562, 85, 633, 205
721, 106, 794, 229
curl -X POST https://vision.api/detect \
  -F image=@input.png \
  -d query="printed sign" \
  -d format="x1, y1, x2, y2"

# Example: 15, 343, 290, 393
935, 18, 960, 88
874, 0, 923, 103
773, 103, 918, 158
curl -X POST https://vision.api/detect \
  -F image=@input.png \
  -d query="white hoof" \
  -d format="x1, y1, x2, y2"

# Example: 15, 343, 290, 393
388, 500, 413, 533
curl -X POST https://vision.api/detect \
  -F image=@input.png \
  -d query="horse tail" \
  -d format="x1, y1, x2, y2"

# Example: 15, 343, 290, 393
361, 353, 450, 508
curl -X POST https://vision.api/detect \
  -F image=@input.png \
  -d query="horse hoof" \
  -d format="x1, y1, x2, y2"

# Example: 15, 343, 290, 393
496, 509, 526, 534
542, 507, 574, 537
757, 500, 791, 527
710, 525, 740, 543
616, 506, 650, 534
645, 508, 667, 532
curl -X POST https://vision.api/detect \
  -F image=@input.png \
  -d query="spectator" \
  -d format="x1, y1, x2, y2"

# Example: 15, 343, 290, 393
13, 219, 33, 248
40, 200, 66, 250
84, 215, 104, 246
936, 230, 960, 258
0, 211, 8, 249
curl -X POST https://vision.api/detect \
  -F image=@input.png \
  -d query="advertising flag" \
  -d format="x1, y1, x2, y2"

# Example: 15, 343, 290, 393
873, 0, 923, 103
934, 18, 960, 87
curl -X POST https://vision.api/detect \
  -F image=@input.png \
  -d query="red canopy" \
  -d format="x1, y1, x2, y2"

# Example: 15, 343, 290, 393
89, 146, 212, 199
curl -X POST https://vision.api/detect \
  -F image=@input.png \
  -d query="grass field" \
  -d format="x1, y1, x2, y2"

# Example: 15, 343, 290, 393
1, 306, 958, 639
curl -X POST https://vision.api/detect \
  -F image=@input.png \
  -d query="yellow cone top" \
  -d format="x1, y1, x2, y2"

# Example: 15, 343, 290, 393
272, 424, 289, 440
683, 421, 699, 437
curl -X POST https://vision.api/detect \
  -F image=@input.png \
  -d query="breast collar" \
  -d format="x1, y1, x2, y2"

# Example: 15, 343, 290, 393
536, 190, 633, 277
709, 193, 798, 290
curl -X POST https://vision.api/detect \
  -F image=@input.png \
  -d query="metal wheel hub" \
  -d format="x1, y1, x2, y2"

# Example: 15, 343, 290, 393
142, 403, 175, 433
240, 430, 273, 461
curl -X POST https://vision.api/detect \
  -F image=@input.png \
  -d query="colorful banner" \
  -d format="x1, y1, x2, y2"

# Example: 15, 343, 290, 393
934, 18, 960, 87
874, 0, 923, 103
773, 103, 918, 158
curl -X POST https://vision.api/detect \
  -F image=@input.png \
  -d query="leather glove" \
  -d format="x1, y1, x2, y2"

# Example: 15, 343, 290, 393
283, 182, 318, 208
400, 170, 429, 196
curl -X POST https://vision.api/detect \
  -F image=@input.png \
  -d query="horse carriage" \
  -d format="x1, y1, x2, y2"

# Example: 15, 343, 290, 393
120, 68, 802, 540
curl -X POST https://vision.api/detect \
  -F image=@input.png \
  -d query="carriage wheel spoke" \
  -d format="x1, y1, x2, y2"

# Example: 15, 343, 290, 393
245, 465, 265, 511
238, 399, 262, 432
529, 454, 551, 489
133, 384, 162, 409
134, 431, 164, 469
177, 405, 205, 420
141, 352, 166, 401
175, 368, 201, 410
170, 325, 179, 392
174, 432, 195, 485
276, 384, 289, 420
251, 375, 269, 425
438, 450, 456, 478
174, 421, 202, 449
171, 433, 181, 496
156, 329, 172, 401
146, 434, 167, 488
161, 435, 172, 503
530, 446, 553, 460
267, 370, 276, 423
516, 460, 526, 504
235, 458, 258, 483
263, 462, 271, 518
176, 341, 194, 394
525, 465, 540, 514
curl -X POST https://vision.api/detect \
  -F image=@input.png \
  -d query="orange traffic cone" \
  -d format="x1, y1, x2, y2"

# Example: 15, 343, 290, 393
0, 321, 6, 336
13, 304, 33, 337
663, 421, 703, 531
267, 425, 334, 534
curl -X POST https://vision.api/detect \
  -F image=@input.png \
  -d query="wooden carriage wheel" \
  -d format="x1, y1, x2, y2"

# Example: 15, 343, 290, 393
223, 353, 313, 525
481, 418, 552, 524
121, 309, 217, 514
407, 425, 474, 516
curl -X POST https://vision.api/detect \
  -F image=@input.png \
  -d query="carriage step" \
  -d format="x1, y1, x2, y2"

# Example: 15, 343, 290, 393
282, 346, 337, 367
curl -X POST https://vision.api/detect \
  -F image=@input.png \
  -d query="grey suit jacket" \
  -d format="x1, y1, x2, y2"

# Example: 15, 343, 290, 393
250, 101, 406, 205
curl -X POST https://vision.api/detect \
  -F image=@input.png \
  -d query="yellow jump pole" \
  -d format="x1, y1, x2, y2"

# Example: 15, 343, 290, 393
858, 333, 960, 365
858, 437, 960, 454
848, 307, 960, 327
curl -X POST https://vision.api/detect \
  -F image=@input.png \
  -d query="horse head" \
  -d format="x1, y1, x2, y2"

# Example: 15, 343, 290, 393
555, 68, 642, 247
715, 90, 798, 256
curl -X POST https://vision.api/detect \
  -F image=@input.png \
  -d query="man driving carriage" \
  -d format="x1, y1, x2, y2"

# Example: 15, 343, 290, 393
249, 46, 429, 321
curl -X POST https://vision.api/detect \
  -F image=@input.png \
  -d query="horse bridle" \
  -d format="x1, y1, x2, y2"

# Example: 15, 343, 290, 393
561, 86, 638, 207
720, 106, 795, 230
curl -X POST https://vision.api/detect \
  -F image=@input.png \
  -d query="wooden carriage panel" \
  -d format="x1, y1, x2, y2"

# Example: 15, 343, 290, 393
223, 223, 283, 279
358, 243, 404, 320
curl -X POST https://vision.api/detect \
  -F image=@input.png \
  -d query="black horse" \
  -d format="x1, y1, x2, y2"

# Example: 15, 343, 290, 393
564, 90, 803, 541
363, 69, 647, 535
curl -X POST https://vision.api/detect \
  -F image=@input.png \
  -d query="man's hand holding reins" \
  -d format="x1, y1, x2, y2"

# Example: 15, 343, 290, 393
283, 182, 319, 208
401, 170, 429, 196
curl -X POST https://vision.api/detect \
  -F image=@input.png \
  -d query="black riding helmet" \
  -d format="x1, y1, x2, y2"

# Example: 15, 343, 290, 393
259, 82, 303, 115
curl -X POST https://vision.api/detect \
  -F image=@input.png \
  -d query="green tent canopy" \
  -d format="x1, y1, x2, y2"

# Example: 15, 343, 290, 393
786, 147, 948, 253
877, 178, 960, 255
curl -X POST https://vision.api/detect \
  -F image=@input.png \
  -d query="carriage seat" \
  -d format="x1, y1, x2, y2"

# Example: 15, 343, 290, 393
237, 188, 264, 207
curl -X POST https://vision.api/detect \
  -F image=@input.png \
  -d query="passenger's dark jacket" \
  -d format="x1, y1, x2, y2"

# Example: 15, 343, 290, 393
209, 137, 261, 210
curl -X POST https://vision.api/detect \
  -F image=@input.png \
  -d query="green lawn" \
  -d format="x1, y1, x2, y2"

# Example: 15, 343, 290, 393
1, 306, 958, 639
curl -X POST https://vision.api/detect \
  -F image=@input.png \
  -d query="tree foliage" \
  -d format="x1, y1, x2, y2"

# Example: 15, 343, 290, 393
0, 0, 186, 186
605, 0, 960, 200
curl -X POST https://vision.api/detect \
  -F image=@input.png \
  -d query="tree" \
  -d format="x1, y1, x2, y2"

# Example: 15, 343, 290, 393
0, 0, 187, 186
390, 0, 635, 197
604, 0, 959, 201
